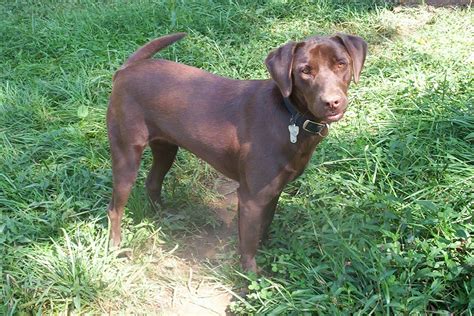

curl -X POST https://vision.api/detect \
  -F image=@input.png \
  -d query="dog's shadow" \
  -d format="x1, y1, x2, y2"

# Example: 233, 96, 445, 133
166, 177, 239, 264
126, 175, 241, 315
126, 174, 238, 251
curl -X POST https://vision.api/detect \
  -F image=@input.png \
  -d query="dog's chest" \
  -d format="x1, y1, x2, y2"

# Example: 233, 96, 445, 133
286, 137, 322, 180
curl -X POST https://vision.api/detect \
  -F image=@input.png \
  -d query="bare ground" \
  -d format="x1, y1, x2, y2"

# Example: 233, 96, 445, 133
159, 178, 240, 315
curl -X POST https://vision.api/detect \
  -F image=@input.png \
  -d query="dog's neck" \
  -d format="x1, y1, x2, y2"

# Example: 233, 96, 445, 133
288, 93, 313, 119
282, 96, 328, 137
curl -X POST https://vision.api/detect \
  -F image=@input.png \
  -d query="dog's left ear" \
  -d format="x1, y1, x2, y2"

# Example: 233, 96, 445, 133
335, 34, 367, 83
265, 41, 299, 98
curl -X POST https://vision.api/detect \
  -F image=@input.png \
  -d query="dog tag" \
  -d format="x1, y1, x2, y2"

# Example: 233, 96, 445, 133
288, 124, 299, 143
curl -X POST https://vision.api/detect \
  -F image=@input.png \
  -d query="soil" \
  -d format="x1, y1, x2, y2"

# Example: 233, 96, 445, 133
160, 178, 239, 315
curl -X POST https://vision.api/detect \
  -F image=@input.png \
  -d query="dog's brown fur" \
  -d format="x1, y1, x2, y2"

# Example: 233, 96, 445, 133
107, 33, 367, 272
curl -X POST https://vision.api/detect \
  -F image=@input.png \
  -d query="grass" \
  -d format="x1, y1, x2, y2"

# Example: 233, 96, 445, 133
1, 0, 473, 314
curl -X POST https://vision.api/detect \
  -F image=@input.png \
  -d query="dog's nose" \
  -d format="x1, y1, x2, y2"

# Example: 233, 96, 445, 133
322, 95, 343, 110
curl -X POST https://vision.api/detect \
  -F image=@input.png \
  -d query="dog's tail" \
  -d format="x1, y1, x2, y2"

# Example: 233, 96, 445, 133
122, 32, 187, 68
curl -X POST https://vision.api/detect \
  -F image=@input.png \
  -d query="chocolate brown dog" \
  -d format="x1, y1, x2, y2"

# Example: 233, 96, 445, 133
107, 33, 367, 272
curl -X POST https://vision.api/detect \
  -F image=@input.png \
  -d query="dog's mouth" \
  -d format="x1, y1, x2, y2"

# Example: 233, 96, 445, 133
309, 102, 347, 124
322, 111, 344, 123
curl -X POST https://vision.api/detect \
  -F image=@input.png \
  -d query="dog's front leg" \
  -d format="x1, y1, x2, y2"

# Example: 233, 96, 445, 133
237, 188, 281, 272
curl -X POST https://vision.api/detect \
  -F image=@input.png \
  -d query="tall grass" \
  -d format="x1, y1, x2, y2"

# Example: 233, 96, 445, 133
1, 0, 472, 314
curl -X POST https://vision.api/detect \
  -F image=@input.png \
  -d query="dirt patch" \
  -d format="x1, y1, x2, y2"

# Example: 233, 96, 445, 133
176, 177, 238, 263
160, 177, 240, 315
161, 281, 235, 316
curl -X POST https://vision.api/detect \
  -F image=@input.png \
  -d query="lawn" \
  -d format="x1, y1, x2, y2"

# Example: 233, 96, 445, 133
1, 0, 473, 314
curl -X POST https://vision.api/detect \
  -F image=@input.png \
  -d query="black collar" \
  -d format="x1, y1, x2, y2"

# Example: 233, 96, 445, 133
283, 97, 329, 136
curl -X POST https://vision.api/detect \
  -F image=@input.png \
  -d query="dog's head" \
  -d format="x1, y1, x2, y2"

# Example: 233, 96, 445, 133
265, 34, 367, 123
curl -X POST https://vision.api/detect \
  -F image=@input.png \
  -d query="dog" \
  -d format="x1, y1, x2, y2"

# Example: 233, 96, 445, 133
107, 32, 367, 272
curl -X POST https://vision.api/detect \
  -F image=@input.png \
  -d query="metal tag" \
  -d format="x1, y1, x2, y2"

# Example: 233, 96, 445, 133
288, 124, 299, 143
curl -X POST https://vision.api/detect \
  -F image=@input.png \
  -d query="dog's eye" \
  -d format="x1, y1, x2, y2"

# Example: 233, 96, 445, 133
301, 66, 311, 74
337, 60, 347, 68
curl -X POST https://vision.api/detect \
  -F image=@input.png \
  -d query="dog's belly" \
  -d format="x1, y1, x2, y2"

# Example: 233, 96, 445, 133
147, 121, 240, 181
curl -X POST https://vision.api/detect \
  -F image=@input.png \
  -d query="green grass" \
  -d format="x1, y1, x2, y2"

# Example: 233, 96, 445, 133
1, 0, 473, 314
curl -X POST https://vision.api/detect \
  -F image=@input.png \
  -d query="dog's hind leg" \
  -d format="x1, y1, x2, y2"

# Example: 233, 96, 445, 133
145, 140, 178, 206
107, 115, 146, 247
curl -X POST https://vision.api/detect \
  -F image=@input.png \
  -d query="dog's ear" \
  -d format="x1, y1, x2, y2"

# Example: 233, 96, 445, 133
265, 41, 299, 98
335, 34, 367, 83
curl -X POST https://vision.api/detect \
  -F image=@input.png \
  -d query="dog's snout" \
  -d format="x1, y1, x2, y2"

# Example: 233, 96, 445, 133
321, 95, 343, 110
